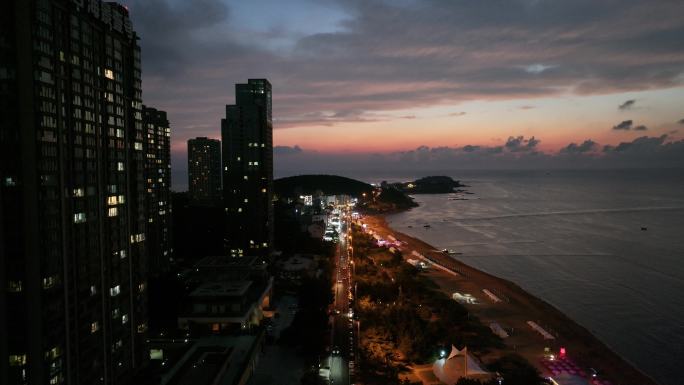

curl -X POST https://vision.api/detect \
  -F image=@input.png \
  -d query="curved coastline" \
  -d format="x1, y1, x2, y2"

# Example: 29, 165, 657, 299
363, 211, 661, 385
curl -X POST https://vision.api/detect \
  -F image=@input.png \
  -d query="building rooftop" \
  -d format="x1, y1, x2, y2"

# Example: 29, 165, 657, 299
189, 281, 252, 298
151, 335, 261, 385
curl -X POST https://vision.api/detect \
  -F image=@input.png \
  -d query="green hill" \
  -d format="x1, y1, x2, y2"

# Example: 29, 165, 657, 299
274, 174, 373, 198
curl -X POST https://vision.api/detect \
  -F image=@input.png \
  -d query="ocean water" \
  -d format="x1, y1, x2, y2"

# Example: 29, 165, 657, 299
381, 169, 684, 385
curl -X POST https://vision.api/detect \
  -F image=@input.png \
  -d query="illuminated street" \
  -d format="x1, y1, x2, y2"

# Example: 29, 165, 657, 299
327, 208, 355, 385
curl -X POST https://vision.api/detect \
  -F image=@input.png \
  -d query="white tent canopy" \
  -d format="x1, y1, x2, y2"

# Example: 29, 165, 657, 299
433, 345, 492, 384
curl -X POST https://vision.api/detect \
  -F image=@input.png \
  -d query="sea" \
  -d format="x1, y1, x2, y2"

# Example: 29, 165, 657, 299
360, 169, 684, 385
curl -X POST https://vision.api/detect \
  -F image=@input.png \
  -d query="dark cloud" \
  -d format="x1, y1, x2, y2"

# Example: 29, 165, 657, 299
618, 99, 636, 110
612, 120, 649, 131
450, 112, 467, 117
129, 0, 684, 135
275, 136, 684, 177
519, 105, 535, 110
504, 136, 540, 152
604, 135, 668, 153
613, 120, 633, 130
274, 145, 303, 155
400, 115, 417, 119
128, 0, 233, 75
560, 140, 598, 154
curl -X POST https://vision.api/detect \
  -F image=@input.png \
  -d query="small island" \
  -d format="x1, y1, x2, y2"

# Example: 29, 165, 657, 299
389, 175, 467, 194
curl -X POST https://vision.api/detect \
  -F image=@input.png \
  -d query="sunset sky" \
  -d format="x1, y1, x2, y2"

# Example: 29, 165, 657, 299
125, 0, 684, 189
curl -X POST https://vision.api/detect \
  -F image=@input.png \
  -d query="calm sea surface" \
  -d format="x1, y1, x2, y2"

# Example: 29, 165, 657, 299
374, 169, 684, 385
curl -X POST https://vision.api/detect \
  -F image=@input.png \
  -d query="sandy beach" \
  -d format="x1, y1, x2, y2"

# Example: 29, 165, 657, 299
362, 213, 660, 385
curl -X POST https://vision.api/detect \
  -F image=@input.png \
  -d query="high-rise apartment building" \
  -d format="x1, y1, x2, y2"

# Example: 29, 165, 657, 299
0, 1, 150, 384
143, 106, 172, 275
221, 79, 273, 257
187, 137, 222, 205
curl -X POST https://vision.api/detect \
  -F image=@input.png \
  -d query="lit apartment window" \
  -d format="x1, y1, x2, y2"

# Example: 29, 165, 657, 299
122, 314, 129, 324
90, 285, 97, 296
73, 188, 84, 197
8, 280, 23, 292
134, 142, 143, 150
131, 233, 146, 242
91, 321, 99, 333
73, 212, 86, 223
118, 195, 125, 204
120, 250, 127, 259
244, 198, 248, 203
9, 354, 27, 366
137, 323, 147, 333
254, 161, 259, 166
112, 309, 120, 319
117, 162, 124, 171
45, 347, 60, 360
112, 339, 123, 351
261, 188, 267, 193
262, 242, 268, 247
42, 276, 57, 289
104, 68, 114, 79
108, 207, 118, 217
243, 175, 248, 180
107, 196, 118, 205
110, 285, 120, 297
116, 128, 124, 138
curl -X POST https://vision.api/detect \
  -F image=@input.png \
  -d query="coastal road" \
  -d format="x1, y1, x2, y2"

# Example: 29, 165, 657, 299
329, 210, 355, 385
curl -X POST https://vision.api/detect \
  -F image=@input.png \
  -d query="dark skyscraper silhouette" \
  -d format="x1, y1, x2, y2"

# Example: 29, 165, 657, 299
1, 2, 153, 384
143, 106, 172, 274
187, 137, 222, 205
221, 79, 274, 257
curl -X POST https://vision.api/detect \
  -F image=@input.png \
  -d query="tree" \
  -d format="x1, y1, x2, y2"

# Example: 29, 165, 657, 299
488, 354, 547, 385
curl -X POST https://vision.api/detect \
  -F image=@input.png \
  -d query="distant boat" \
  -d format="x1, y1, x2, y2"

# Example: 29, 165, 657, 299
423, 224, 431, 228
641, 226, 648, 231
407, 225, 413, 228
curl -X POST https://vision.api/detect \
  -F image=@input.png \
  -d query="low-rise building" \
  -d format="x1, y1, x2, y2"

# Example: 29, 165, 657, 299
178, 257, 273, 334
142, 335, 264, 385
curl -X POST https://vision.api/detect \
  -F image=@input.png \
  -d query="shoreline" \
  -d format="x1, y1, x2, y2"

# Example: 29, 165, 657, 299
362, 211, 660, 385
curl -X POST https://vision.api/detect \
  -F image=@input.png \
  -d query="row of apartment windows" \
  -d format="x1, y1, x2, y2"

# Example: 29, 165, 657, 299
8, 347, 61, 366
6, 278, 66, 292
107, 195, 126, 205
